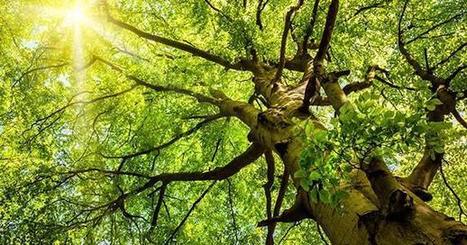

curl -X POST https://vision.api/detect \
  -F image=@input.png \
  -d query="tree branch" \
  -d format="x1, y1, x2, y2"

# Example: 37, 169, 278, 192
397, 0, 445, 85
102, 2, 245, 70
301, 0, 340, 110
163, 181, 216, 245
302, 0, 320, 54
452, 108, 467, 129
273, 0, 305, 83
103, 114, 224, 159
145, 143, 264, 184
433, 42, 467, 70
94, 56, 218, 104
263, 151, 276, 245
256, 0, 270, 30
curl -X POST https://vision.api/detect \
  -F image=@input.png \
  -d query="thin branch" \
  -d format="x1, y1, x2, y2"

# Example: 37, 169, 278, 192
405, 12, 465, 45
94, 56, 218, 104
433, 42, 467, 70
163, 181, 216, 244
150, 183, 167, 228
14, 62, 69, 86
302, 0, 320, 53
274, 164, 290, 218
61, 168, 151, 179
226, 179, 240, 243
278, 222, 300, 244
264, 151, 276, 244
102, 2, 245, 70
354, 0, 388, 17
452, 109, 467, 129
256, 0, 270, 30
204, 0, 231, 20
273, 0, 305, 82
397, 0, 447, 85
446, 64, 467, 83
440, 160, 467, 222
103, 114, 224, 159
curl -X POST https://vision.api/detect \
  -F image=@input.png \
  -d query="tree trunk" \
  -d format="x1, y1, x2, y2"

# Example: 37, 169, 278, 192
311, 181, 467, 245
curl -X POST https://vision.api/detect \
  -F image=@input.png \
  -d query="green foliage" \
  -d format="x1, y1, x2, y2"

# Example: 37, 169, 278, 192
0, 0, 465, 244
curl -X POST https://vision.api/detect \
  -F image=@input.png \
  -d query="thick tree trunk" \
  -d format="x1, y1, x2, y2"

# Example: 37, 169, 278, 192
270, 137, 467, 245
311, 179, 467, 245
213, 61, 467, 245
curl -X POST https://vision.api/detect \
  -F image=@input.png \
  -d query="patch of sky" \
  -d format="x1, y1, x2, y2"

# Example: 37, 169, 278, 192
57, 73, 71, 87
21, 40, 39, 50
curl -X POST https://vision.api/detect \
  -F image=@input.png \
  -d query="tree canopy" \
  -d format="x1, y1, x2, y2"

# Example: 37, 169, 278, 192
0, 0, 466, 244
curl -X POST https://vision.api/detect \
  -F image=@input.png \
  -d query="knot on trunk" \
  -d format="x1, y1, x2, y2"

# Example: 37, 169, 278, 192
411, 186, 433, 202
386, 189, 414, 221
257, 108, 291, 130
358, 210, 383, 245
443, 224, 467, 245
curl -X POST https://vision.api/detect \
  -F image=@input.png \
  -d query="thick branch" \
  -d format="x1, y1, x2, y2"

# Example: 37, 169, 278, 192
301, 0, 340, 110
314, 0, 339, 64
256, 0, 270, 30
148, 143, 264, 183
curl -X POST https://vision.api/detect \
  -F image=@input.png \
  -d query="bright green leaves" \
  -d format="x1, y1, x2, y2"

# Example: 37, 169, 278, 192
297, 123, 349, 206
336, 91, 428, 162
298, 90, 435, 205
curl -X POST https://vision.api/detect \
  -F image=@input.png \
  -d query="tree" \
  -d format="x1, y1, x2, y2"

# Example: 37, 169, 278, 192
0, 0, 466, 244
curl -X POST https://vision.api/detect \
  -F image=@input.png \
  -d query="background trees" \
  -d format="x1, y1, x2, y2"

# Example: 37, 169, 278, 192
0, 0, 465, 244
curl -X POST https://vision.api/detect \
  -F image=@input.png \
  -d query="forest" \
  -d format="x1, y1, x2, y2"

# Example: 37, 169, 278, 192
0, 0, 466, 244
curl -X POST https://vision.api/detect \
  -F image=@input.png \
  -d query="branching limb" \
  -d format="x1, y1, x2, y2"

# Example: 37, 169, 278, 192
256, 0, 270, 30
102, 1, 245, 71
354, 0, 389, 17
145, 143, 264, 184
446, 64, 467, 83
440, 160, 467, 222
273, 0, 305, 83
433, 42, 467, 70
94, 56, 219, 104
302, 0, 320, 54
14, 62, 69, 86
301, 0, 340, 111
314, 0, 339, 65
405, 12, 465, 46
103, 114, 224, 159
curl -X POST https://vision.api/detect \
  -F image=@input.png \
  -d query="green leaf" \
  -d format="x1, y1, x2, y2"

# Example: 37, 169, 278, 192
294, 169, 307, 179
319, 189, 332, 204
308, 171, 321, 181
309, 188, 319, 203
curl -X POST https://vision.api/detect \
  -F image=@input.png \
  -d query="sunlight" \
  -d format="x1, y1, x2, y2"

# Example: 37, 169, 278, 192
66, 6, 85, 24
66, 2, 87, 99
